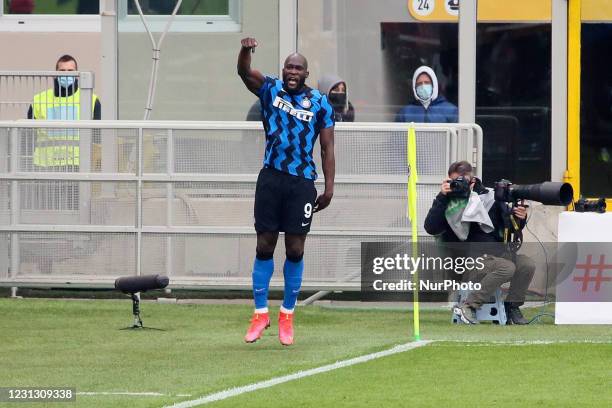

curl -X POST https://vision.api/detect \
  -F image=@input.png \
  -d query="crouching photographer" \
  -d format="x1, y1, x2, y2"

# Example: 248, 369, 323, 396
424, 161, 535, 325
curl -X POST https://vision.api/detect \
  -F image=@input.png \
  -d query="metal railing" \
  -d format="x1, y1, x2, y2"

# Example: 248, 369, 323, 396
0, 121, 482, 290
0, 71, 95, 121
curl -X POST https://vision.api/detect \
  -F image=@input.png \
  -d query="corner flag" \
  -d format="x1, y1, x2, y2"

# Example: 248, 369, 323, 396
407, 124, 420, 341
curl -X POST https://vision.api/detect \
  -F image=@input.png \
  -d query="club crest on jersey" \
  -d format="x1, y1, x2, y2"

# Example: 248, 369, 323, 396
273, 96, 314, 123
301, 97, 312, 109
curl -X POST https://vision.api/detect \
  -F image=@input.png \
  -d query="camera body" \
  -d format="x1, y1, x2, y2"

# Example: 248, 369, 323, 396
493, 179, 515, 202
448, 176, 471, 199
575, 198, 606, 213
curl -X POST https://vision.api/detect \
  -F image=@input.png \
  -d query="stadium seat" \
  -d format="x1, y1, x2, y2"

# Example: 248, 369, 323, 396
451, 288, 507, 325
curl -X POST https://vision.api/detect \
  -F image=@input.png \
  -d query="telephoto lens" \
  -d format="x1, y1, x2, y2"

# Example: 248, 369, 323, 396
494, 180, 573, 206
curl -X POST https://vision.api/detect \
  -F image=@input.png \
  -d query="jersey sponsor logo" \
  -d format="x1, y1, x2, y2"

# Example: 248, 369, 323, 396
273, 96, 314, 123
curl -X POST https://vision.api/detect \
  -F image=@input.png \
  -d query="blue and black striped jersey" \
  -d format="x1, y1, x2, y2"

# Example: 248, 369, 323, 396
257, 76, 334, 180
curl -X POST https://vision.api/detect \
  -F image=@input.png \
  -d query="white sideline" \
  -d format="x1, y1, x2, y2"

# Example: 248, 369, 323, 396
164, 340, 432, 408
436, 339, 612, 345
79, 340, 609, 403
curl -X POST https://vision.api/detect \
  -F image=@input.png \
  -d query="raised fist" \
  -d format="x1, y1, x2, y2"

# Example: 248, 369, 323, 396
241, 37, 258, 50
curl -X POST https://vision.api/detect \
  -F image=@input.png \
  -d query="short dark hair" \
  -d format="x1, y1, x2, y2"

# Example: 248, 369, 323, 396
55, 55, 78, 70
447, 161, 473, 176
284, 53, 308, 70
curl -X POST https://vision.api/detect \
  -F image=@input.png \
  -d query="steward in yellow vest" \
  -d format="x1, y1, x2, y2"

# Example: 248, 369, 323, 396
28, 75, 101, 167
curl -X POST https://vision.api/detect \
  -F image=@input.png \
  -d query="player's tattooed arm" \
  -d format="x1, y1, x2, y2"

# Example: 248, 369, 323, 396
314, 126, 335, 213
238, 37, 265, 96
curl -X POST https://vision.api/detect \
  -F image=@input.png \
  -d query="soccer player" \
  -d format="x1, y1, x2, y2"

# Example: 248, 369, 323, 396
237, 37, 335, 345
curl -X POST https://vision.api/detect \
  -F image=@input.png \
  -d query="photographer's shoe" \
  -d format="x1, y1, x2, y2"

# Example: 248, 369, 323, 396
244, 312, 270, 343
506, 305, 529, 325
453, 303, 479, 324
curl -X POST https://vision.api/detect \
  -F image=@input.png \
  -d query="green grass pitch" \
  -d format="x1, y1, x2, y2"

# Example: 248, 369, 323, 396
0, 298, 610, 408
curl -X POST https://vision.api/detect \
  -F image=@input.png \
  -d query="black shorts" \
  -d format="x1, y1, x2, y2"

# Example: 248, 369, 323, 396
254, 167, 318, 234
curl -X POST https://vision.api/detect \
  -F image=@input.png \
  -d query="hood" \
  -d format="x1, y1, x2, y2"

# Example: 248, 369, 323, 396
412, 65, 439, 108
318, 73, 348, 112
318, 73, 344, 95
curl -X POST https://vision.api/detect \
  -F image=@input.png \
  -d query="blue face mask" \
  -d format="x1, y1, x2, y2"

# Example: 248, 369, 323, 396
58, 75, 75, 88
416, 83, 433, 100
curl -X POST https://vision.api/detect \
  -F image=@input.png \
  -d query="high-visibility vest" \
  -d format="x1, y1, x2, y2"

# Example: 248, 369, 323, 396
31, 88, 98, 167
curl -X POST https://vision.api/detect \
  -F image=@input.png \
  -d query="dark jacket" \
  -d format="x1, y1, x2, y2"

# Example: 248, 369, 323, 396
245, 99, 262, 121
424, 192, 507, 243
424, 192, 514, 258
395, 96, 458, 123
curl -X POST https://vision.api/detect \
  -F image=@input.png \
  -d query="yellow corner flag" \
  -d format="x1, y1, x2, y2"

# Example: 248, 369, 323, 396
407, 124, 420, 341
407, 125, 419, 222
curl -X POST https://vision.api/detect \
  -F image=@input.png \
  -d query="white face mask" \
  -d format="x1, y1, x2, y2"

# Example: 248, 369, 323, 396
58, 76, 75, 88
416, 83, 433, 100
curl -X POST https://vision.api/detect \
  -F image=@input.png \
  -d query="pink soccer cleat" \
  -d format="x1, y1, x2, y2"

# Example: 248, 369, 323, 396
278, 311, 294, 346
244, 312, 270, 343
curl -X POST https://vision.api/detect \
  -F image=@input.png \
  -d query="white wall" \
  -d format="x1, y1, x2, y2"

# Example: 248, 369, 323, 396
0, 32, 103, 119
117, 0, 280, 121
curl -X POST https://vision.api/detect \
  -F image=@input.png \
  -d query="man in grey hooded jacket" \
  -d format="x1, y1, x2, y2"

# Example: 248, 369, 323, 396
395, 65, 458, 123
317, 74, 355, 122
